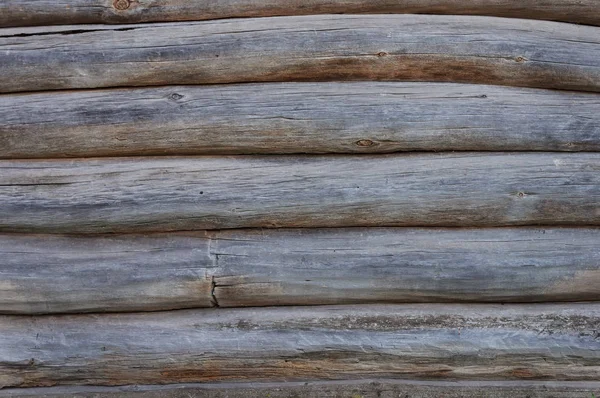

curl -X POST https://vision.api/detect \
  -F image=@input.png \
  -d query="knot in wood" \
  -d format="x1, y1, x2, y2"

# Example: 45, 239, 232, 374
356, 139, 375, 147
377, 52, 388, 57
169, 93, 184, 101
113, 0, 130, 10
515, 56, 526, 63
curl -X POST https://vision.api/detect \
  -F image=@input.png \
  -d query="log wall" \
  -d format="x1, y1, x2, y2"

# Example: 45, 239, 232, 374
0, 0, 599, 395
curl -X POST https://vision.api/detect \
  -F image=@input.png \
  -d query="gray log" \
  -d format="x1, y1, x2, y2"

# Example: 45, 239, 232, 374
2, 82, 600, 158
0, 154, 599, 233
1, 304, 599, 387
2, 380, 600, 398
1, 228, 599, 314
211, 227, 600, 307
1, 0, 599, 27
0, 233, 215, 314
1, 15, 600, 93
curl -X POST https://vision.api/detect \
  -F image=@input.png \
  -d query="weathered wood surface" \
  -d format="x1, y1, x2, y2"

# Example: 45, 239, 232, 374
2, 0, 600, 27
3, 83, 600, 158
1, 304, 599, 387
0, 233, 214, 314
2, 228, 599, 314
2, 15, 600, 94
3, 380, 600, 398
210, 228, 600, 307
1, 154, 599, 233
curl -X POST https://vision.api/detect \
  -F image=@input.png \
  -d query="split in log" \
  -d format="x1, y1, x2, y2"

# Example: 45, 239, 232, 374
1, 0, 600, 27
1, 228, 599, 314
2, 380, 600, 398
1, 303, 599, 387
2, 15, 600, 93
2, 82, 600, 158
1, 153, 599, 233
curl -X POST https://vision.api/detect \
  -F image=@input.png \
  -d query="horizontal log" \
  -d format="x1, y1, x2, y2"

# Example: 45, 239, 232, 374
0, 154, 599, 233
1, 0, 599, 27
3, 380, 600, 398
1, 304, 599, 387
3, 83, 600, 158
1, 228, 599, 314
1, 15, 600, 94
211, 228, 600, 308
0, 233, 214, 314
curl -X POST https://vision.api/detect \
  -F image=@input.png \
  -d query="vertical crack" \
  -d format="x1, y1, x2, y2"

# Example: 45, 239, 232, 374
210, 275, 220, 308
206, 232, 220, 307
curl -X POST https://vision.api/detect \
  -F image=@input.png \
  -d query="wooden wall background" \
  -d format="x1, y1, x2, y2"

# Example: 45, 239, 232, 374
0, 1, 599, 396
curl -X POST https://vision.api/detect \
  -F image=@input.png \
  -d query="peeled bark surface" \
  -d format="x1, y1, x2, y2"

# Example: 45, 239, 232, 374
1, 153, 599, 233
2, 82, 600, 158
2, 15, 600, 93
1, 0, 599, 27
1, 304, 599, 387
1, 228, 599, 314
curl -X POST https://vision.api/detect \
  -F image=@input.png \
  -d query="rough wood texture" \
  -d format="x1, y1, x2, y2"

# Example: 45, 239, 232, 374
3, 82, 600, 158
0, 233, 214, 314
0, 0, 600, 26
1, 0, 599, 27
210, 228, 600, 308
2, 15, 600, 94
2, 228, 599, 314
1, 154, 599, 233
3, 380, 600, 398
1, 304, 599, 387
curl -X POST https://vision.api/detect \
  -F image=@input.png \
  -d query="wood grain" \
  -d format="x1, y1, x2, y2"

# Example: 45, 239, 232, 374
1, 154, 599, 233
2, 82, 600, 158
210, 227, 600, 307
1, 304, 599, 387
3, 380, 600, 398
2, 15, 600, 93
0, 233, 215, 314
1, 0, 599, 27
1, 228, 599, 314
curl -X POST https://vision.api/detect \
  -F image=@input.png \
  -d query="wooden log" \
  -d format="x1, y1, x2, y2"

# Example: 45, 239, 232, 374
1, 0, 599, 27
211, 227, 600, 307
0, 233, 215, 314
1, 228, 599, 314
3, 82, 600, 158
2, 380, 600, 398
0, 154, 599, 233
2, 15, 600, 94
1, 304, 599, 387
